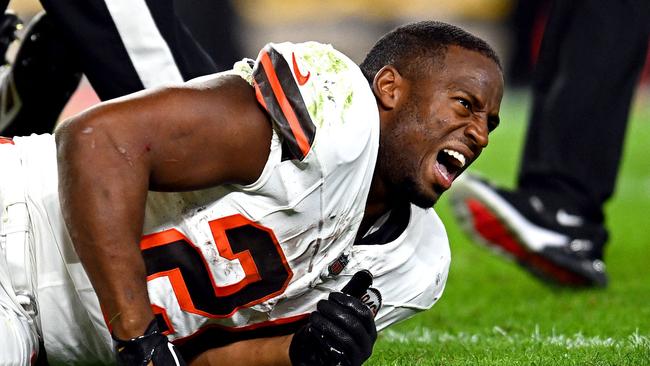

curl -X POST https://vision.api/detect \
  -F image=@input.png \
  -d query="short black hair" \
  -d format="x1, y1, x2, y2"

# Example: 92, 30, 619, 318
359, 21, 502, 82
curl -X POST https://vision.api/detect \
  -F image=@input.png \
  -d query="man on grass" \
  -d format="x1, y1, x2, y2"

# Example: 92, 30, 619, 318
0, 20, 503, 365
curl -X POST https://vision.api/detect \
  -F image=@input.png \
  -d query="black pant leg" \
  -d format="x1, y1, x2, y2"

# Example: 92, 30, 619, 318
518, 0, 650, 222
143, 0, 220, 79
40, 0, 218, 101
174, 0, 243, 70
506, 0, 550, 86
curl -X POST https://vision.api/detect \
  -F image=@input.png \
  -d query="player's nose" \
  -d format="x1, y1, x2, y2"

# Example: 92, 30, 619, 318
464, 118, 489, 149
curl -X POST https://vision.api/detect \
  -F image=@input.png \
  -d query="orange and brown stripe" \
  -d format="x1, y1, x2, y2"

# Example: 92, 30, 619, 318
252, 46, 316, 161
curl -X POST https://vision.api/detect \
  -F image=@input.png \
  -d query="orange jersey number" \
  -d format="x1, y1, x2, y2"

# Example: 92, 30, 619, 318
140, 214, 293, 324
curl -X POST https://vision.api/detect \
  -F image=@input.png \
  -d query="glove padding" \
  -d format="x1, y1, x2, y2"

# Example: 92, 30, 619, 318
113, 319, 186, 366
290, 272, 378, 366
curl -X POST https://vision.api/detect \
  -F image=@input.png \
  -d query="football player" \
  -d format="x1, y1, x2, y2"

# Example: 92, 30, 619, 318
0, 20, 503, 365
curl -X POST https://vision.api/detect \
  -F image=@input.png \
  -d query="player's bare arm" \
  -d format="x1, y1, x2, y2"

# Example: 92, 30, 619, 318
191, 271, 377, 366
55, 74, 272, 340
190, 335, 293, 366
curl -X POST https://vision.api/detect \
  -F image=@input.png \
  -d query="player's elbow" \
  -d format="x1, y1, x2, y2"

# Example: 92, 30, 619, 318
59, 98, 133, 150
56, 105, 138, 180
56, 109, 106, 166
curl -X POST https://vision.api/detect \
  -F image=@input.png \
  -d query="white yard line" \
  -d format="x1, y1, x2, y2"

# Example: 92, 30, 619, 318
381, 327, 650, 349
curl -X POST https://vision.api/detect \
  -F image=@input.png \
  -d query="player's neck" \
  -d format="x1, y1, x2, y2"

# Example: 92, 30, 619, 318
360, 174, 393, 239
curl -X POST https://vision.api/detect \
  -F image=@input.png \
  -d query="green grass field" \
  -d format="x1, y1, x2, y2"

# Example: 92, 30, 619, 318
367, 91, 650, 365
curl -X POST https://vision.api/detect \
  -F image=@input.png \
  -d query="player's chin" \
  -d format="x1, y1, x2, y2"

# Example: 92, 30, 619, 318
394, 178, 440, 208
408, 186, 440, 208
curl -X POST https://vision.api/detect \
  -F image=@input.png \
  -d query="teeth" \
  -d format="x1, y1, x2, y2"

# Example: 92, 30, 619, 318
442, 149, 466, 168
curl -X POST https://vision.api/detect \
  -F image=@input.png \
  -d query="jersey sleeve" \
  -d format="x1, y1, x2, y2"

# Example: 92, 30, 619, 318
250, 41, 375, 162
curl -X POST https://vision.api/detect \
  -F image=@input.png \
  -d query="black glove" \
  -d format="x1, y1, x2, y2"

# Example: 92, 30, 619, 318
290, 270, 378, 366
113, 319, 186, 366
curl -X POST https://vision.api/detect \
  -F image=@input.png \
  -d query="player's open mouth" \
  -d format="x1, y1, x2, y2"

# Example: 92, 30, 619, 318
434, 148, 466, 189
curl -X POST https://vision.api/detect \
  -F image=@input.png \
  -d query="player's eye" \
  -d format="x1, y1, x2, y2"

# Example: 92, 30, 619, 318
457, 98, 472, 112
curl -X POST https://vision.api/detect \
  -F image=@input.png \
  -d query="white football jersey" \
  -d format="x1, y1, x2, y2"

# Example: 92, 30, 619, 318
7, 42, 451, 364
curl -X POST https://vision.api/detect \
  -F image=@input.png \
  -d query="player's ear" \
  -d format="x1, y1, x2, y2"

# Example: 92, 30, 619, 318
372, 65, 405, 110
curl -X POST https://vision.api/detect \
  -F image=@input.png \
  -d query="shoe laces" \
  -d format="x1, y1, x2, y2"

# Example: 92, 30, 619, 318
592, 259, 606, 272
569, 239, 593, 253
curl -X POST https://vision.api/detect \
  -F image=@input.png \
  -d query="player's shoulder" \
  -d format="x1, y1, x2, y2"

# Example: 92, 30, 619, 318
251, 41, 378, 162
255, 41, 372, 112
408, 205, 449, 248
266, 41, 359, 82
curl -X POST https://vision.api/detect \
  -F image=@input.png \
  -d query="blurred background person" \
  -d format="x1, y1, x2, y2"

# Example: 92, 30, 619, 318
0, 0, 242, 136
505, 0, 549, 87
451, 0, 650, 288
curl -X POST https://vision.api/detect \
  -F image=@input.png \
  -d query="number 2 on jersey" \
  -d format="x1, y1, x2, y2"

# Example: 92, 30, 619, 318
140, 214, 293, 319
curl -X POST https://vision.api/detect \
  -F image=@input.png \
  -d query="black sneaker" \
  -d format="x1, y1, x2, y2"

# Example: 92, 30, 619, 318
450, 174, 608, 287
0, 11, 82, 136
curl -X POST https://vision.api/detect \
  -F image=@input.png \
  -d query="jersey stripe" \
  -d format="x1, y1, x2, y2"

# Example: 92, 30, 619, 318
0, 137, 14, 144
252, 46, 316, 160
103, 0, 184, 88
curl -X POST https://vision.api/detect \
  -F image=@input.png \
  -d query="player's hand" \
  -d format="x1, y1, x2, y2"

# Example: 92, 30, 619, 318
289, 270, 378, 366
113, 319, 186, 366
